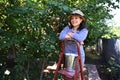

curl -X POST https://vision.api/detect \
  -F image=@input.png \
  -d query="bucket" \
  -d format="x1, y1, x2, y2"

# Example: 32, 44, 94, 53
65, 53, 77, 72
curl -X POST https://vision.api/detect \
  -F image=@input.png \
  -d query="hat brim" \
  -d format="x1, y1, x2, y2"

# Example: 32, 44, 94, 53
68, 14, 85, 22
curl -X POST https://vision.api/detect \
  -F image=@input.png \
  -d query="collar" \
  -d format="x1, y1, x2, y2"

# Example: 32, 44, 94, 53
71, 28, 79, 33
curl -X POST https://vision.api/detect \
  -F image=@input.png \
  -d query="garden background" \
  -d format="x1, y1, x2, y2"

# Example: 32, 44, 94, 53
0, 0, 120, 80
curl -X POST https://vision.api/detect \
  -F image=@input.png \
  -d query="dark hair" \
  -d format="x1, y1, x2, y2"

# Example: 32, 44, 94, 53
69, 20, 87, 31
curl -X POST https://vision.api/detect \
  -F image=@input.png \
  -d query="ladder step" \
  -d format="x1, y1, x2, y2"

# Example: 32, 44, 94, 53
58, 69, 75, 78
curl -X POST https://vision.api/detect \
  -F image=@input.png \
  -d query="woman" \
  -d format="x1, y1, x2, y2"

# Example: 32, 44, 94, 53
59, 10, 88, 70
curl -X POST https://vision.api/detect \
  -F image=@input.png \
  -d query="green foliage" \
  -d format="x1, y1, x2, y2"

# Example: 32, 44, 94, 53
102, 27, 120, 39
0, 0, 120, 80
107, 57, 120, 79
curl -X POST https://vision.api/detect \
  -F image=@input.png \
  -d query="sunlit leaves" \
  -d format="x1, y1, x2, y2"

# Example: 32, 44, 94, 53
102, 27, 120, 39
0, 0, 120, 79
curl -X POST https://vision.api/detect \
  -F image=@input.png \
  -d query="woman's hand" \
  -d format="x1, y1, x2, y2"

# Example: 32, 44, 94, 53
65, 32, 74, 40
79, 41, 84, 45
65, 34, 72, 39
67, 32, 74, 37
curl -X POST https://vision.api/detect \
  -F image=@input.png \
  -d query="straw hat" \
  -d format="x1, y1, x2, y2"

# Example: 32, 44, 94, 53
68, 10, 85, 21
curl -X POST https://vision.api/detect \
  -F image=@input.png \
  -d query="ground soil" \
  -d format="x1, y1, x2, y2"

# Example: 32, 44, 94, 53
85, 53, 110, 80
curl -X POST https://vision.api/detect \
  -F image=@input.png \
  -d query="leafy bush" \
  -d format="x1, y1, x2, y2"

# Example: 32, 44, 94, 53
107, 57, 120, 79
0, 0, 119, 80
102, 27, 120, 39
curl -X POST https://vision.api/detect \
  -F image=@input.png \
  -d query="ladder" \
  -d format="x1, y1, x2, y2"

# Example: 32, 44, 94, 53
54, 40, 84, 80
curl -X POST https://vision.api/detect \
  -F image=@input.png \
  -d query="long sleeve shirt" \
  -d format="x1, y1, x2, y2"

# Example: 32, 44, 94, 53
59, 25, 88, 56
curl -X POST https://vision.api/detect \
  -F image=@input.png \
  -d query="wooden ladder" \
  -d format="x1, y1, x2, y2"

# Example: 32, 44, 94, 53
54, 40, 84, 80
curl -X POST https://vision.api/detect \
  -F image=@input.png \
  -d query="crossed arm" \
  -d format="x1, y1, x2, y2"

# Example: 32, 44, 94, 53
65, 32, 84, 45
59, 26, 88, 45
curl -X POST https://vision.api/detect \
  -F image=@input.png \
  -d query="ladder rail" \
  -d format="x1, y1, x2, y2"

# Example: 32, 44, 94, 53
76, 42, 84, 80
54, 40, 84, 80
54, 41, 65, 80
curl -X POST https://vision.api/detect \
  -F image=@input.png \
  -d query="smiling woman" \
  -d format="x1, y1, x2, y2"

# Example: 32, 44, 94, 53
59, 10, 88, 67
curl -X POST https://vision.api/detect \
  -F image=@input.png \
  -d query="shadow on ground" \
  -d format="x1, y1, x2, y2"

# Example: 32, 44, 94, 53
85, 52, 110, 80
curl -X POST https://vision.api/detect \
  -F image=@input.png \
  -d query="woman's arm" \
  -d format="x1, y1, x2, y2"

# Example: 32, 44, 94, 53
73, 28, 88, 41
59, 26, 71, 40
67, 28, 88, 42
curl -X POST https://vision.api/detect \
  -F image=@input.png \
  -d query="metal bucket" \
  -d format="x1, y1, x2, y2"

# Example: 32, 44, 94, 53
65, 53, 77, 72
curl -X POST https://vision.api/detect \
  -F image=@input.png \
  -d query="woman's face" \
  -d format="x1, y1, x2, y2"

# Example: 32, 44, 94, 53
71, 15, 83, 27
